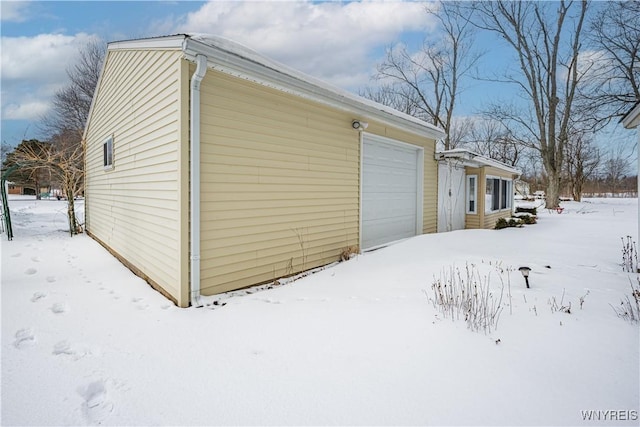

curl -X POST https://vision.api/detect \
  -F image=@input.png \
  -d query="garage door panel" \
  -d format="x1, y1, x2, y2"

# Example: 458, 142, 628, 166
362, 135, 422, 249
363, 218, 417, 247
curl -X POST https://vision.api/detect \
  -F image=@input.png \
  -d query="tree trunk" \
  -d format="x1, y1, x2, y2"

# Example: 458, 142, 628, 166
64, 179, 80, 236
545, 171, 561, 209
572, 185, 582, 202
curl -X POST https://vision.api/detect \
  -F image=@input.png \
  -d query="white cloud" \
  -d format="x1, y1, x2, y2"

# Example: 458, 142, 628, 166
2, 99, 50, 120
1, 33, 98, 82
1, 1, 31, 22
1, 32, 101, 123
162, 0, 436, 89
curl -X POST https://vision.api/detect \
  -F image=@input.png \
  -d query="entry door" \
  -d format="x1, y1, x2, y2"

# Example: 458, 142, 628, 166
361, 134, 422, 249
438, 162, 466, 232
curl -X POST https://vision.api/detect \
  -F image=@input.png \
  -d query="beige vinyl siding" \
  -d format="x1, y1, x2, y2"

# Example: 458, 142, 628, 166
482, 166, 516, 229
464, 166, 515, 229
84, 49, 188, 305
199, 69, 362, 294
365, 123, 438, 234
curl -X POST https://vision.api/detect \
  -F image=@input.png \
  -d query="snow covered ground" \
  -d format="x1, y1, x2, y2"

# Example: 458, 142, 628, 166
1, 195, 639, 426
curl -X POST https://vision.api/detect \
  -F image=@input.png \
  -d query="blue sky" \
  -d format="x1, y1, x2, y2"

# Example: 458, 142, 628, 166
0, 0, 514, 148
0, 0, 632, 164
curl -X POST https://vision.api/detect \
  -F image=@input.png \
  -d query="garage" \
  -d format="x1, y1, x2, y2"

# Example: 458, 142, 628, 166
437, 161, 466, 232
361, 134, 423, 249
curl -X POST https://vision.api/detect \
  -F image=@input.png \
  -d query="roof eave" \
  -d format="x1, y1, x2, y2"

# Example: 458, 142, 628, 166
621, 101, 640, 129
108, 34, 187, 51
182, 36, 445, 141
436, 149, 521, 176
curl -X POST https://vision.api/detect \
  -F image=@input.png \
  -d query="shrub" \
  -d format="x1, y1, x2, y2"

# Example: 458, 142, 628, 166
611, 278, 640, 323
339, 245, 359, 262
428, 263, 504, 334
621, 236, 638, 273
520, 215, 537, 225
495, 217, 523, 229
516, 206, 537, 215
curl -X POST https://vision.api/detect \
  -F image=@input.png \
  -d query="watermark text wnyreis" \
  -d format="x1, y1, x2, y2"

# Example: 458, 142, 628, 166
581, 410, 638, 421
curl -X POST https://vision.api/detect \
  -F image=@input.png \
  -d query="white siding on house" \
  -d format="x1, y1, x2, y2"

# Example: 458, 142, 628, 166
84, 49, 187, 304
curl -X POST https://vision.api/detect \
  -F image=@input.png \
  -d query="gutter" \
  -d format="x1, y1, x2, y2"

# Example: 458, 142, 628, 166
436, 149, 521, 177
189, 54, 208, 307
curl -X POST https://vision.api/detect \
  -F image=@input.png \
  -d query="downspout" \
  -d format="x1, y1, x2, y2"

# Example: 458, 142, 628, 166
190, 54, 208, 307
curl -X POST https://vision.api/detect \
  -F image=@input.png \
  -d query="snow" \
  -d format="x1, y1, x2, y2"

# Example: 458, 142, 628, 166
2, 195, 639, 426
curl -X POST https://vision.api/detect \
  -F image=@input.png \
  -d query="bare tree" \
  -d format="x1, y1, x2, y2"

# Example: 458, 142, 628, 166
601, 142, 634, 196
7, 135, 84, 235
447, 116, 474, 151
564, 132, 600, 201
584, 1, 640, 122
463, 117, 521, 166
29, 40, 104, 234
359, 84, 423, 118
470, 0, 589, 208
371, 2, 482, 150
42, 40, 105, 138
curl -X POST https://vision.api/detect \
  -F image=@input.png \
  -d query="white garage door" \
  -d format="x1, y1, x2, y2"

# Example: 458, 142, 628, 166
437, 162, 466, 232
361, 134, 422, 249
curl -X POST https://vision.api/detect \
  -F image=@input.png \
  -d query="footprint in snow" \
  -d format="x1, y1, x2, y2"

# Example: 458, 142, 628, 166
51, 303, 69, 314
31, 256, 41, 262
46, 276, 56, 283
52, 340, 75, 356
31, 292, 48, 302
14, 328, 36, 349
78, 380, 113, 424
11, 252, 21, 258
24, 268, 37, 275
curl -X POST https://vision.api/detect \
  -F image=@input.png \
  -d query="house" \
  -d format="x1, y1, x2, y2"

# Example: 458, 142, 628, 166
436, 149, 520, 232
7, 183, 23, 195
621, 101, 640, 252
82, 34, 446, 307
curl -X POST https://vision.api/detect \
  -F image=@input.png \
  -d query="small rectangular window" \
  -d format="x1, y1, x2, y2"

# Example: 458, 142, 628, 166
103, 136, 113, 169
501, 179, 513, 210
467, 175, 477, 214
501, 178, 508, 209
485, 178, 493, 213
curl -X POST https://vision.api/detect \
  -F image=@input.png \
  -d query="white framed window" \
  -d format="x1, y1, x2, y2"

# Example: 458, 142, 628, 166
485, 175, 513, 212
103, 135, 113, 170
466, 174, 477, 214
501, 179, 512, 210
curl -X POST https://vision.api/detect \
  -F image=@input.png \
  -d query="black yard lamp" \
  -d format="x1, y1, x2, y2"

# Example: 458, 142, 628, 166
518, 267, 531, 288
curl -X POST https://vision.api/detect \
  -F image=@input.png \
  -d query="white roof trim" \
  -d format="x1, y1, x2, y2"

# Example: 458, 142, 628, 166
436, 149, 521, 176
106, 34, 445, 140
108, 34, 186, 50
621, 102, 640, 129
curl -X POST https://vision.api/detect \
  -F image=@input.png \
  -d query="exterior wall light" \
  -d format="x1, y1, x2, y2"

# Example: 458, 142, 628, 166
352, 120, 369, 130
518, 266, 531, 288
